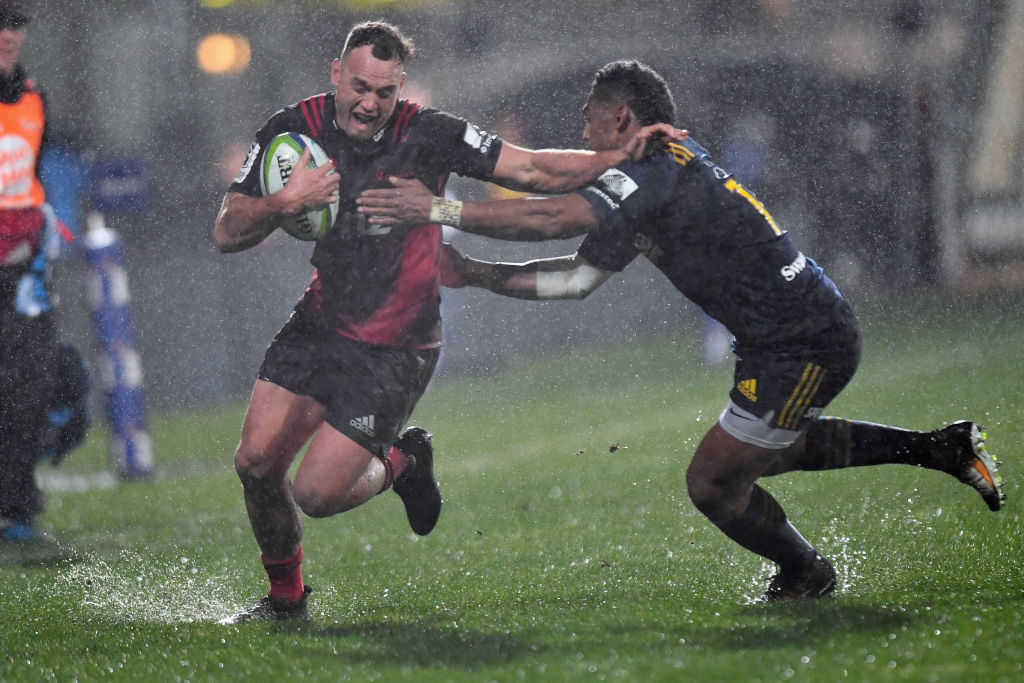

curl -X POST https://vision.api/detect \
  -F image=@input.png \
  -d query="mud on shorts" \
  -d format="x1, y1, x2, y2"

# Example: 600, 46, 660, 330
258, 312, 440, 459
719, 303, 862, 449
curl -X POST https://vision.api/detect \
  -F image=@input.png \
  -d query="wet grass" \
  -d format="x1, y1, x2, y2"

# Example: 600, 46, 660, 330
2, 292, 1022, 681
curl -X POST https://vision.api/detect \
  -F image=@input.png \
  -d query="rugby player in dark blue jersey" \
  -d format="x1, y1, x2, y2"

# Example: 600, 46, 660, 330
358, 60, 1005, 602
214, 27, 684, 623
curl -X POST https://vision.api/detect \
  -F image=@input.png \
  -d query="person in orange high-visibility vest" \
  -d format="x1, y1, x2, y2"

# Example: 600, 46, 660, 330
0, 0, 62, 543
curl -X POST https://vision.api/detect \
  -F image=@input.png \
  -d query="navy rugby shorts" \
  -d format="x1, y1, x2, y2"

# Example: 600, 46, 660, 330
720, 301, 861, 449
258, 312, 439, 458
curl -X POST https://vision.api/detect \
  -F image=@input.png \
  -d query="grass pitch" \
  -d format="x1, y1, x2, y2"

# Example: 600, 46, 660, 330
2, 292, 1022, 681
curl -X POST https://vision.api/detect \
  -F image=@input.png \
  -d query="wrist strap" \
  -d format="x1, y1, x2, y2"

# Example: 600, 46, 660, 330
429, 197, 463, 227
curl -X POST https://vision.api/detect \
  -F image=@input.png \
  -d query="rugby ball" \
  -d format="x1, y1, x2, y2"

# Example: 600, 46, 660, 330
260, 132, 339, 241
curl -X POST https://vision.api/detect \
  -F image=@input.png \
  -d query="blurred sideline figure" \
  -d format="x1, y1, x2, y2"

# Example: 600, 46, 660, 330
357, 60, 1005, 602
212, 22, 684, 622
0, 0, 90, 544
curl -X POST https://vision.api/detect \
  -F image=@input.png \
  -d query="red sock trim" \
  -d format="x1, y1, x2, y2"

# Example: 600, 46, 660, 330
262, 546, 304, 602
381, 445, 410, 492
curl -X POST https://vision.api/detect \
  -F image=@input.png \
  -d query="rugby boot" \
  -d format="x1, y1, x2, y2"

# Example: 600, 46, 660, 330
762, 554, 837, 603
219, 585, 311, 625
392, 427, 442, 535
0, 518, 50, 543
930, 421, 1005, 511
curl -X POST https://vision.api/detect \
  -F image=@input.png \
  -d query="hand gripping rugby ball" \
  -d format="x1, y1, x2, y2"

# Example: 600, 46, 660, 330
260, 132, 339, 241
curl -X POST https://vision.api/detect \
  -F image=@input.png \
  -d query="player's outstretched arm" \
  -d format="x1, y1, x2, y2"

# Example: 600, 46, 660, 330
214, 147, 339, 253
492, 123, 685, 194
357, 176, 599, 241
441, 242, 612, 301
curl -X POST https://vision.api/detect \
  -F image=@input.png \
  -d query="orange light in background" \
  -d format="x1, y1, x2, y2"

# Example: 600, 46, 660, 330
196, 33, 251, 75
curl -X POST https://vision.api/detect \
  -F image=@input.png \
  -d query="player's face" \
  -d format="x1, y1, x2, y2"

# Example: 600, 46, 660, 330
0, 25, 26, 76
332, 45, 405, 141
582, 96, 624, 152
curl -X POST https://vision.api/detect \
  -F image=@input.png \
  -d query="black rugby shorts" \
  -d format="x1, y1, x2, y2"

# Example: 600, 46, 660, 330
258, 312, 439, 458
728, 302, 862, 439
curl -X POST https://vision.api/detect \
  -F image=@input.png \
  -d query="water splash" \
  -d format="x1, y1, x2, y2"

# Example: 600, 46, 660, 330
740, 517, 866, 603
50, 550, 244, 623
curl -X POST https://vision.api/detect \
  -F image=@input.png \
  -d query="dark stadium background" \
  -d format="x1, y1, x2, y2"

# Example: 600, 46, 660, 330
25, 0, 1018, 411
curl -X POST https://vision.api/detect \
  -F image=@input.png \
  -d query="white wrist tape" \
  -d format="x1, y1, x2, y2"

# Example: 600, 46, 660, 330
429, 197, 463, 227
535, 262, 612, 299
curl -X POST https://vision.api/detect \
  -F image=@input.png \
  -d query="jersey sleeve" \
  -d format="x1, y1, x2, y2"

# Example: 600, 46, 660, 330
413, 108, 503, 181
574, 163, 660, 272
576, 180, 639, 272
228, 107, 303, 197
576, 218, 639, 272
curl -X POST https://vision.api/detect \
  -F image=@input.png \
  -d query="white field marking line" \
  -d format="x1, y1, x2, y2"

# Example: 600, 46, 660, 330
36, 470, 120, 492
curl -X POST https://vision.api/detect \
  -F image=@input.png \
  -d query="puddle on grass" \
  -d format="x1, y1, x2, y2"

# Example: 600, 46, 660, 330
742, 518, 867, 604
50, 550, 244, 623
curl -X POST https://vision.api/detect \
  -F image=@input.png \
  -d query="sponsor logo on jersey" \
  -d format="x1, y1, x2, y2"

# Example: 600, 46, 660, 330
462, 123, 496, 156
235, 141, 260, 184
736, 378, 758, 402
585, 185, 619, 210
462, 123, 482, 148
595, 168, 639, 202
780, 252, 807, 282
478, 132, 496, 155
350, 415, 376, 437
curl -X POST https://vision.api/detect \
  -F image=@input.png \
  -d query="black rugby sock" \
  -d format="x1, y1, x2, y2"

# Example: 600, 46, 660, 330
708, 485, 818, 573
799, 417, 936, 470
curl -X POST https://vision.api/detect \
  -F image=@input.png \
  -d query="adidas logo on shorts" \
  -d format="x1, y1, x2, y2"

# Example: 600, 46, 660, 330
737, 378, 758, 402
350, 415, 376, 437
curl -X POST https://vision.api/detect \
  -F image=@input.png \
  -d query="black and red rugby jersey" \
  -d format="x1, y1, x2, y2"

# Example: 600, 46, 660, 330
231, 94, 503, 349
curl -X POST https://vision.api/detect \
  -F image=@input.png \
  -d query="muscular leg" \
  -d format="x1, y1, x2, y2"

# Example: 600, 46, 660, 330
686, 422, 818, 573
292, 425, 386, 518
231, 379, 405, 614
233, 380, 325, 560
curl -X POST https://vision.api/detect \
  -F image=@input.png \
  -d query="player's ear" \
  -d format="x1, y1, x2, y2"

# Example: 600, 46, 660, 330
331, 58, 342, 88
617, 107, 632, 133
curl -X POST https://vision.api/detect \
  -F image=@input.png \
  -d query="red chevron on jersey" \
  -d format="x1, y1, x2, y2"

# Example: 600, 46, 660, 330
393, 102, 420, 143
299, 94, 328, 137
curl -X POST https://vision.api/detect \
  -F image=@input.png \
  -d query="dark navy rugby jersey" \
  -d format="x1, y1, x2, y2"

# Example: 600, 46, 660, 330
577, 137, 848, 352
231, 94, 503, 350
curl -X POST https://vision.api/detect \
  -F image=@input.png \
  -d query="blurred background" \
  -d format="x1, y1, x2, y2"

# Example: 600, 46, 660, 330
25, 0, 1022, 412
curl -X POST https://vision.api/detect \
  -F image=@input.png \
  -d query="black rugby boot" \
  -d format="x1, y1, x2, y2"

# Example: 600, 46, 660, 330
392, 427, 442, 535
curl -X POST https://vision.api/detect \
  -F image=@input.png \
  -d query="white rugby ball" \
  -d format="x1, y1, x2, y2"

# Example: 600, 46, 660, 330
260, 132, 339, 241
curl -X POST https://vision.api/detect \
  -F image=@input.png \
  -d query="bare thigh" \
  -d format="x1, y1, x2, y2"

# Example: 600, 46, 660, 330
236, 379, 327, 479
292, 422, 385, 517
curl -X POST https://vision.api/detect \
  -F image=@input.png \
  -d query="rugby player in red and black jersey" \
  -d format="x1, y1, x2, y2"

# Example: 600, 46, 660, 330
358, 60, 1005, 603
213, 24, 684, 622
